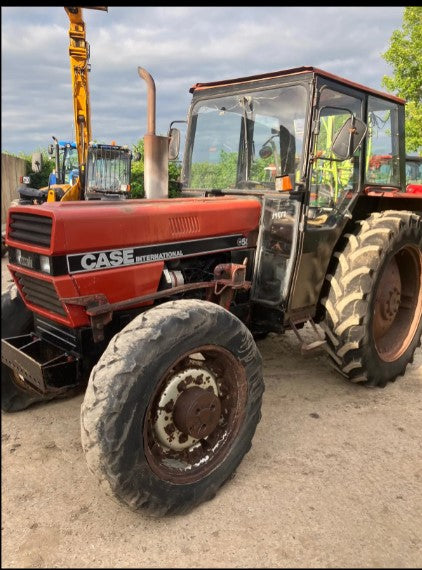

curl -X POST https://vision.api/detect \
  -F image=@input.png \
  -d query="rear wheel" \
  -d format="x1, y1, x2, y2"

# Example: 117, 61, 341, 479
81, 299, 264, 516
322, 211, 422, 386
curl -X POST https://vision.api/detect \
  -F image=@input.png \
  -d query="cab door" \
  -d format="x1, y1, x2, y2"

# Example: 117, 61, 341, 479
288, 78, 366, 316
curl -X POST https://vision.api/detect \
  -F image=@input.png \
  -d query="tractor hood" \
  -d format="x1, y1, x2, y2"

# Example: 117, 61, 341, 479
6, 196, 262, 256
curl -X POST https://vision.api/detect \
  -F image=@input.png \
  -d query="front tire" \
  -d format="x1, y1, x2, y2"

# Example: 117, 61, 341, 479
322, 211, 422, 386
81, 299, 264, 516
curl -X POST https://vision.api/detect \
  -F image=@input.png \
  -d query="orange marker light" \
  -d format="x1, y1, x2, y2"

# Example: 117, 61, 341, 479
275, 175, 293, 192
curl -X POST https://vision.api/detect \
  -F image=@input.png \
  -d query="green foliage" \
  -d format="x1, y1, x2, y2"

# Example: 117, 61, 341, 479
250, 154, 273, 181
402, 100, 422, 154
190, 149, 278, 189
130, 138, 182, 199
382, 7, 422, 153
190, 150, 238, 189
25, 154, 55, 188
130, 141, 145, 198
168, 161, 182, 198
25, 152, 54, 188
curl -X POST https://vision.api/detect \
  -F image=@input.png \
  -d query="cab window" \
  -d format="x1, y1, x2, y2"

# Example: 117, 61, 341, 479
309, 87, 362, 224
366, 96, 400, 186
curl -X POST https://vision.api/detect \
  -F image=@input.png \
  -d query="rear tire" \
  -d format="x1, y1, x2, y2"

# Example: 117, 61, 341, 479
322, 211, 422, 386
81, 299, 264, 516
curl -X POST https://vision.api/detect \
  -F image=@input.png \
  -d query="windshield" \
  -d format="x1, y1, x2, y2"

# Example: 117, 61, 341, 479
85, 146, 132, 196
183, 83, 309, 191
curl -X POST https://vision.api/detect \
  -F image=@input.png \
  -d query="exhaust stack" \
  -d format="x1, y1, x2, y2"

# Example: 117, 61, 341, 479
138, 67, 169, 199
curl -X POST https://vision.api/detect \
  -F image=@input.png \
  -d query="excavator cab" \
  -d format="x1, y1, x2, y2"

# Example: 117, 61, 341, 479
84, 143, 132, 199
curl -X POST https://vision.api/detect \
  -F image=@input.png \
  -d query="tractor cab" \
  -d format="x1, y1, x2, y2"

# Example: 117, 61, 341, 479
177, 66, 408, 326
181, 66, 406, 199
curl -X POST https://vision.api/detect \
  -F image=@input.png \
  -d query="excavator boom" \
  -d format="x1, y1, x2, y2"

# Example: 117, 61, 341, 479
65, 6, 107, 195
15, 6, 131, 207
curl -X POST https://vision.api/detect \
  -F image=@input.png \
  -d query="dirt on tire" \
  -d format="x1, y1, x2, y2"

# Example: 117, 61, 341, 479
81, 299, 264, 516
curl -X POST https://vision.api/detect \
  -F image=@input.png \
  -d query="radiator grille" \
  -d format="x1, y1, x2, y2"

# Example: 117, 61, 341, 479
9, 213, 52, 247
16, 272, 66, 317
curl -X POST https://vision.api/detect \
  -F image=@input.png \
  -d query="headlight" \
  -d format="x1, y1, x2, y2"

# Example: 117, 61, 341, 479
39, 255, 51, 274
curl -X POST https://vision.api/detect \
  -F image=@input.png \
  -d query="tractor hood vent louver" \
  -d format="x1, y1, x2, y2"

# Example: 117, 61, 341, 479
169, 216, 200, 236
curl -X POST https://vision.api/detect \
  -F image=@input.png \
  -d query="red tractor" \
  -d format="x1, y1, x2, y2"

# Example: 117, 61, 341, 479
367, 153, 422, 194
2, 66, 421, 516
405, 155, 422, 194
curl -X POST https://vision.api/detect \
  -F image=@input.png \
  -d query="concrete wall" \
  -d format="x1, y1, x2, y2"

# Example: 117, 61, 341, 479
1, 153, 26, 225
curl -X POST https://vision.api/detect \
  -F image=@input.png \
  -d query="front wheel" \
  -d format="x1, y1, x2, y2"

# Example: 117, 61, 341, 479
81, 299, 264, 516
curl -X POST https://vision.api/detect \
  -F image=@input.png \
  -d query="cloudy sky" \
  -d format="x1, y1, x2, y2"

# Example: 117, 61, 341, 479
2, 6, 404, 156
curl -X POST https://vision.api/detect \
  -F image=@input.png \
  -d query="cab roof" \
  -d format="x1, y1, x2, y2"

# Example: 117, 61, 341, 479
189, 65, 405, 104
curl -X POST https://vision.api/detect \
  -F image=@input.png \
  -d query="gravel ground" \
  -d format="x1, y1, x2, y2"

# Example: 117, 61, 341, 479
1, 255, 421, 568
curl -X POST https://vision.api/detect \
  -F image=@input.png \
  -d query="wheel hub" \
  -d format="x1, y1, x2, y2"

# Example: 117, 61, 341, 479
173, 386, 221, 439
379, 286, 401, 323
153, 366, 219, 451
374, 256, 401, 337
144, 343, 249, 484
373, 244, 422, 362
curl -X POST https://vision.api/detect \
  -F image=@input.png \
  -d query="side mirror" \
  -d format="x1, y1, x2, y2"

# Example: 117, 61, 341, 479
47, 144, 54, 156
31, 152, 43, 173
168, 127, 181, 161
259, 145, 273, 159
332, 116, 367, 160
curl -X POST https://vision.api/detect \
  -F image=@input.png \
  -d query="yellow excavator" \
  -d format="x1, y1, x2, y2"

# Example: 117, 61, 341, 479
20, 6, 133, 205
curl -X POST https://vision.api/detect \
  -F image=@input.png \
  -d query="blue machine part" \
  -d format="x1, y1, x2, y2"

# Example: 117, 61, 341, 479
58, 141, 77, 149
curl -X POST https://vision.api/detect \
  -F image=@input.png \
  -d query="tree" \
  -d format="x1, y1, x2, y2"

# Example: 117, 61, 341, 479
24, 152, 55, 188
382, 7, 422, 154
130, 139, 146, 198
